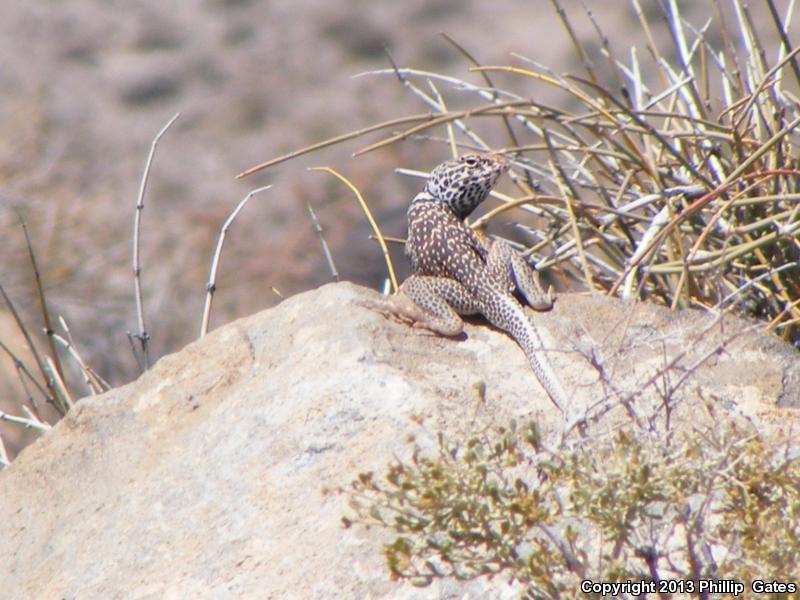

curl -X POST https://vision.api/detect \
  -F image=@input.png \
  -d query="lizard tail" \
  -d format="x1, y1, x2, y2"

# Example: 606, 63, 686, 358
478, 287, 568, 411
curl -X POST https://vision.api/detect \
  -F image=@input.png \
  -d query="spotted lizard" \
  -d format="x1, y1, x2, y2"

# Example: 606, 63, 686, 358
381, 153, 568, 411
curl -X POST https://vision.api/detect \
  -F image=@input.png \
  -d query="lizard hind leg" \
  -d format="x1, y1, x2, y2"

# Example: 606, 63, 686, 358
488, 240, 554, 311
396, 275, 479, 337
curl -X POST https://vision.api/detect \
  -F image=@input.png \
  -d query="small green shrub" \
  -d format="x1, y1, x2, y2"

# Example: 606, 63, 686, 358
345, 420, 799, 598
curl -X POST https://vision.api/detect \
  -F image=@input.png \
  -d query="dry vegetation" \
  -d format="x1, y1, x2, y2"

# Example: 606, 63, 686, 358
1, 6, 798, 591
345, 418, 799, 598
239, 1, 800, 347
329, 1, 799, 595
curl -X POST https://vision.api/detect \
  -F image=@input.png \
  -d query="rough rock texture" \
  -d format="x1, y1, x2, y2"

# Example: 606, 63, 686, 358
1, 282, 798, 599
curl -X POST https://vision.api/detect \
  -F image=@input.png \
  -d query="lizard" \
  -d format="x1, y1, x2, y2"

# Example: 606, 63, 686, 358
383, 152, 569, 411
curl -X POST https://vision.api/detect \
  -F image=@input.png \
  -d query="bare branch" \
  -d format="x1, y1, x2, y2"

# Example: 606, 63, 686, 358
309, 167, 399, 294
46, 356, 74, 411
132, 112, 180, 371
0, 433, 8, 467
0, 410, 51, 432
0, 336, 50, 410
18, 214, 68, 407
0, 283, 63, 414
200, 185, 272, 338
58, 315, 110, 390
306, 202, 339, 282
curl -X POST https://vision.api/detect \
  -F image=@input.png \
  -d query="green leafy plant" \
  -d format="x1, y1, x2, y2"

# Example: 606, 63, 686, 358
345, 419, 799, 598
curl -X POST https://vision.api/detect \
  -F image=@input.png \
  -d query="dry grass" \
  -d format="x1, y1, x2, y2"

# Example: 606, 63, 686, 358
240, 1, 800, 347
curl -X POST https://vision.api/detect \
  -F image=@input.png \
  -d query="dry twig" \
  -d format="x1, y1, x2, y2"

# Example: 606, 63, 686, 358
200, 185, 272, 338
130, 112, 180, 369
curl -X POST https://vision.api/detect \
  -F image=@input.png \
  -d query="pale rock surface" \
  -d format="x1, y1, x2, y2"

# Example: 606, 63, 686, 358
1, 282, 798, 599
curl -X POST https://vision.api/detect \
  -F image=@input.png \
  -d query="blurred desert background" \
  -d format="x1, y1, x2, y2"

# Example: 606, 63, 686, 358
1, 1, 796, 457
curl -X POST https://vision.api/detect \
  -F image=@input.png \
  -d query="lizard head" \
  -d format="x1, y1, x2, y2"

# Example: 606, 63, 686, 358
424, 153, 510, 219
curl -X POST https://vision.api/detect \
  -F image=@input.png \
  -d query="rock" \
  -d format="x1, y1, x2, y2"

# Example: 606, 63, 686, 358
1, 282, 798, 599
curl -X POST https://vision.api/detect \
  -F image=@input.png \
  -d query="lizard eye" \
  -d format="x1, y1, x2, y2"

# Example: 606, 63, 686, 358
463, 156, 478, 167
